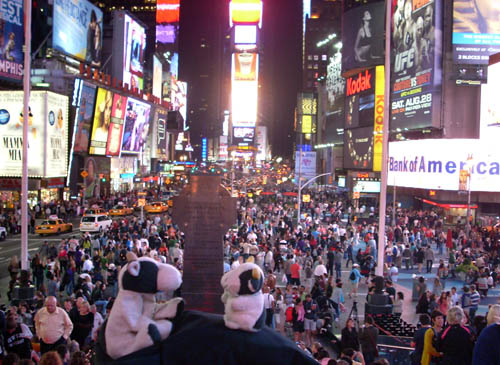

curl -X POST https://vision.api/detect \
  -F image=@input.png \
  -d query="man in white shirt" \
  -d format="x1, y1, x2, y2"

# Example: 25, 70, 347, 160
263, 286, 275, 329
82, 255, 94, 273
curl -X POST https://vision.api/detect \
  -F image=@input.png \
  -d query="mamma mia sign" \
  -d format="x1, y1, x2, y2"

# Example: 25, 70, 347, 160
388, 139, 500, 192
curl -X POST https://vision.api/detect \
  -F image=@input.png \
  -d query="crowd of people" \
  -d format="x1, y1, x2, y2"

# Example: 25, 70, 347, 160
0, 179, 499, 364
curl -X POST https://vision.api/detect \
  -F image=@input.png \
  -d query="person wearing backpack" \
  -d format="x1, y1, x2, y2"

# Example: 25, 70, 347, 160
348, 264, 363, 299
421, 310, 444, 365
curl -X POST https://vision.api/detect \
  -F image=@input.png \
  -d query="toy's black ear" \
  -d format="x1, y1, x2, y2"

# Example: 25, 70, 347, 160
127, 261, 140, 277
249, 268, 263, 293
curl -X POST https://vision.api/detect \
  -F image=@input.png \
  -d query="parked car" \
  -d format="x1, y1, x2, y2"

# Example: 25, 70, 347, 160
80, 214, 112, 233
35, 219, 73, 236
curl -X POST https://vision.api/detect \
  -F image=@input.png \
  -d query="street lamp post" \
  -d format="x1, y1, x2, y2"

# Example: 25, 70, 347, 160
297, 173, 332, 226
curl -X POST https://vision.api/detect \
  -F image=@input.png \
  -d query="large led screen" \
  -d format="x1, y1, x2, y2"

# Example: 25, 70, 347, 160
391, 0, 442, 130
234, 25, 257, 44
121, 98, 152, 154
156, 0, 180, 23
453, 0, 500, 64
89, 88, 113, 156
0, 0, 24, 82
153, 55, 163, 99
124, 14, 146, 90
344, 68, 375, 130
343, 126, 373, 170
230, 0, 263, 26
71, 79, 97, 154
154, 108, 168, 159
53, 0, 103, 67
233, 127, 255, 146
388, 139, 500, 192
480, 61, 500, 145
0, 91, 68, 177
170, 77, 187, 124
106, 94, 127, 156
232, 53, 258, 128
342, 1, 385, 73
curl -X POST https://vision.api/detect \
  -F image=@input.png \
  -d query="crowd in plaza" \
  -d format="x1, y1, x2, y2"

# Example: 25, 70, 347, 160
0, 180, 499, 364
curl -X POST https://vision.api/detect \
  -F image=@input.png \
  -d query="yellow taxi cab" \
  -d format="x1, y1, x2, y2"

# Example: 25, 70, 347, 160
108, 204, 134, 216
35, 219, 73, 236
84, 208, 107, 216
144, 201, 168, 214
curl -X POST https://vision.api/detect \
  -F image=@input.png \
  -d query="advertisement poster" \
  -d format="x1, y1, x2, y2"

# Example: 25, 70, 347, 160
0, 0, 24, 82
89, 88, 113, 156
171, 77, 187, 124
121, 98, 152, 154
342, 1, 385, 73
106, 94, 127, 156
72, 80, 97, 153
480, 62, 500, 146
153, 55, 163, 99
0, 91, 68, 177
391, 0, 442, 130
52, 0, 103, 66
83, 156, 110, 198
234, 53, 258, 81
154, 108, 168, 159
156, 0, 179, 47
453, 0, 500, 64
343, 126, 374, 170
373, 65, 384, 172
295, 151, 317, 180
388, 139, 500, 192
233, 127, 255, 146
124, 14, 146, 90
45, 92, 69, 177
344, 68, 375, 130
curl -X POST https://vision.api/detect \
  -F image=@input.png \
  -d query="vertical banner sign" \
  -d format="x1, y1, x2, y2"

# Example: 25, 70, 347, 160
373, 65, 384, 172
458, 169, 468, 192
45, 92, 69, 177
0, 0, 24, 82
106, 94, 127, 156
391, 0, 442, 130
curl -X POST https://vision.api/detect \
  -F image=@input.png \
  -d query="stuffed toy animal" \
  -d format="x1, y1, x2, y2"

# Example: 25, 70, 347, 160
105, 252, 184, 359
220, 262, 265, 332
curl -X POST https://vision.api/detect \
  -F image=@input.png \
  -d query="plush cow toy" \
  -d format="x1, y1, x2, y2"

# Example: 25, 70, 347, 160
105, 252, 184, 359
220, 262, 265, 332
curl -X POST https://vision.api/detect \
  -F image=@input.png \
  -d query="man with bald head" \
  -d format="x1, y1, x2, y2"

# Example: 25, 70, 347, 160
34, 296, 73, 354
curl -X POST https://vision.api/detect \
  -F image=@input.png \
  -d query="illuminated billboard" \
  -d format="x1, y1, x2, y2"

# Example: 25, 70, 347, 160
156, 0, 180, 23
388, 139, 500, 192
106, 94, 127, 156
121, 98, 152, 154
0, 0, 23, 82
153, 108, 168, 159
230, 0, 263, 27
344, 68, 375, 130
391, 0, 442, 130
0, 91, 68, 178
453, 0, 500, 64
89, 88, 113, 156
233, 127, 255, 146
480, 61, 500, 146
156, 0, 179, 46
153, 55, 163, 99
234, 25, 257, 44
171, 77, 187, 126
231, 53, 258, 128
342, 1, 384, 73
53, 0, 103, 67
343, 127, 373, 170
112, 12, 146, 91
71, 79, 97, 154
373, 66, 384, 172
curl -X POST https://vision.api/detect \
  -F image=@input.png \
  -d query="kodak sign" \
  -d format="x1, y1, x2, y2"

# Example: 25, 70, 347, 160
346, 69, 374, 96
373, 66, 385, 172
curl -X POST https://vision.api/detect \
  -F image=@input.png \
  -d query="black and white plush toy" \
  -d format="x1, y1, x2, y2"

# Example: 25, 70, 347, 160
220, 262, 265, 332
105, 252, 184, 359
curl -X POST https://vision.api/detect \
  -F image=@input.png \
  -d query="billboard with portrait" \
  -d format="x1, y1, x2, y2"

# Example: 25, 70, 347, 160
53, 0, 103, 67
121, 98, 152, 154
343, 126, 374, 170
342, 1, 384, 73
0, 0, 24, 82
391, 0, 442, 131
153, 55, 163, 99
106, 94, 127, 156
453, 0, 500, 64
112, 12, 146, 91
89, 88, 113, 156
0, 91, 68, 177
71, 79, 97, 154
171, 77, 187, 125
